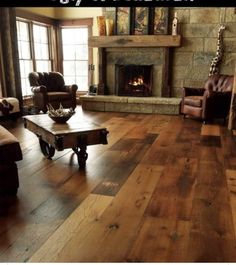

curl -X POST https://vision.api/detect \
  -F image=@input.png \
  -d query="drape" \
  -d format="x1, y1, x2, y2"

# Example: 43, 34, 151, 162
0, 8, 22, 107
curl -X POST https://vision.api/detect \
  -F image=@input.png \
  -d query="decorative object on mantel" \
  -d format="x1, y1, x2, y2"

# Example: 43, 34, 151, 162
152, 7, 169, 35
97, 16, 106, 36
209, 25, 226, 76
116, 7, 131, 35
172, 12, 178, 35
105, 18, 114, 36
133, 7, 149, 35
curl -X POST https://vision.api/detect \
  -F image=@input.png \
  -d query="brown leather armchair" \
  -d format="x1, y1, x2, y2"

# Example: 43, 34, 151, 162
181, 74, 234, 122
29, 72, 78, 113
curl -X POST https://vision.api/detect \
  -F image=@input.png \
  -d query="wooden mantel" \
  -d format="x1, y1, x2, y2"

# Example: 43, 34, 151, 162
89, 35, 181, 48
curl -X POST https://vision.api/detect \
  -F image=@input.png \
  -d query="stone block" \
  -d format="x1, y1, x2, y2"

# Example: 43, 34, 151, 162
173, 52, 193, 66
178, 37, 204, 52
81, 101, 104, 111
152, 104, 180, 115
224, 38, 236, 52
193, 52, 214, 66
224, 24, 236, 38
105, 102, 129, 112
182, 24, 217, 38
190, 8, 220, 24
225, 8, 236, 22
204, 38, 217, 52
183, 79, 206, 88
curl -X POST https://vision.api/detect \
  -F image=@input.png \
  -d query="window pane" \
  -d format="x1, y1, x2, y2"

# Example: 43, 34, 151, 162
63, 45, 76, 60
17, 21, 29, 41
76, 76, 87, 90
21, 78, 32, 97
19, 60, 33, 96
18, 41, 30, 59
62, 29, 76, 44
63, 61, 76, 76
76, 61, 88, 76
33, 24, 48, 43
75, 45, 88, 60
74, 28, 88, 44
61, 27, 89, 92
36, 60, 51, 72
34, 43, 49, 59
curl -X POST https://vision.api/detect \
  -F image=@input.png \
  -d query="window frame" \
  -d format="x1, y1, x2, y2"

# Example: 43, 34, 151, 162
58, 18, 93, 93
16, 10, 57, 97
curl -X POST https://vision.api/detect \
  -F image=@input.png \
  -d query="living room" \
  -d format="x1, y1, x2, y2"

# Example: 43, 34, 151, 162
1, 6, 236, 262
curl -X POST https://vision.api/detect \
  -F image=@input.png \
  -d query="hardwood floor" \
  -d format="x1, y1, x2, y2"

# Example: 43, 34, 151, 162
1, 106, 236, 262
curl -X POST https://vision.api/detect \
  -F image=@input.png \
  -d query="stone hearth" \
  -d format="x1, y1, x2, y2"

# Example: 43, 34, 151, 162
80, 95, 181, 115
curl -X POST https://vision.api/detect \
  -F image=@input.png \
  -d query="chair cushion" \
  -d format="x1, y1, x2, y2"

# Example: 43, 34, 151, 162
0, 125, 22, 162
47, 92, 72, 101
184, 96, 203, 107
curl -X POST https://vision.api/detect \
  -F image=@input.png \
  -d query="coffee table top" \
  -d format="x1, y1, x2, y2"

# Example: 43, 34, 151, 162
24, 113, 106, 136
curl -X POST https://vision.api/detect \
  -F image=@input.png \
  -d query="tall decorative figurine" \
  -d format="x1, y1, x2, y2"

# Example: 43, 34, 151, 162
172, 12, 178, 36
209, 25, 226, 76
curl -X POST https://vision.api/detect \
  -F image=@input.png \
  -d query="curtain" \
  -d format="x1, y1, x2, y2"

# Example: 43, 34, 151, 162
0, 8, 22, 107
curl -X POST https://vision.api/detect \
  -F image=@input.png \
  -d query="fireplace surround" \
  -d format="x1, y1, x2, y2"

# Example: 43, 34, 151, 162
81, 35, 182, 115
89, 35, 181, 98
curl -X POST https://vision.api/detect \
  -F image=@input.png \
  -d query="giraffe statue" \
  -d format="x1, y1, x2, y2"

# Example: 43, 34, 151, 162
209, 25, 226, 76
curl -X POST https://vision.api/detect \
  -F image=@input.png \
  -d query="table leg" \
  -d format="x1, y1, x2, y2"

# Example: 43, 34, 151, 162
39, 138, 55, 159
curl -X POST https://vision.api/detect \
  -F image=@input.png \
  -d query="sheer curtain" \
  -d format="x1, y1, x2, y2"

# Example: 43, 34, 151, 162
0, 8, 22, 107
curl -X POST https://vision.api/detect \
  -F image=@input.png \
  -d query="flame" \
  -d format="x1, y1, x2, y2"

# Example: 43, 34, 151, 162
128, 75, 144, 86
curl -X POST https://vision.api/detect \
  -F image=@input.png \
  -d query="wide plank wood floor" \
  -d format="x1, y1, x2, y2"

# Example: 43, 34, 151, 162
1, 106, 236, 262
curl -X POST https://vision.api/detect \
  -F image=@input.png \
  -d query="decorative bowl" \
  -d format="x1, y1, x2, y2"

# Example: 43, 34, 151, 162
47, 104, 75, 123
48, 113, 73, 123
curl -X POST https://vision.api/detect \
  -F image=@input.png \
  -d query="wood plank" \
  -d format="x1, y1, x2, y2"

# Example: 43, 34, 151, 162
226, 169, 236, 237
201, 124, 220, 136
127, 217, 191, 262
29, 194, 113, 262
88, 35, 181, 48
29, 163, 163, 262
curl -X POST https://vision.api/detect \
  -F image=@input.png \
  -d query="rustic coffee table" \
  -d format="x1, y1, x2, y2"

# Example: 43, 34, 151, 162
24, 114, 109, 168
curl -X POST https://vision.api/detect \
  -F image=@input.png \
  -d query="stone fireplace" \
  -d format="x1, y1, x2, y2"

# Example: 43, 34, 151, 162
80, 35, 181, 115
115, 64, 153, 97
106, 47, 170, 97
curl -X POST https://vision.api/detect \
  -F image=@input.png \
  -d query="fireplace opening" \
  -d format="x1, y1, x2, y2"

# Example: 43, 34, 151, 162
115, 64, 153, 97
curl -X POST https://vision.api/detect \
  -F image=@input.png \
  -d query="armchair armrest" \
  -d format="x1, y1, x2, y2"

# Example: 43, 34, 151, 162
31, 85, 47, 93
63, 84, 78, 94
183, 87, 205, 97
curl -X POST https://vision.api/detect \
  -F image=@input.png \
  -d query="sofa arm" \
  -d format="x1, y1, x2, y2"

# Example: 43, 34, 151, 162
31, 85, 47, 93
63, 84, 78, 94
183, 87, 205, 97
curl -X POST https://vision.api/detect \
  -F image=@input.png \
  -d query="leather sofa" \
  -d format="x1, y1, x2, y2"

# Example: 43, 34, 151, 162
181, 74, 234, 122
28, 72, 78, 113
0, 125, 22, 195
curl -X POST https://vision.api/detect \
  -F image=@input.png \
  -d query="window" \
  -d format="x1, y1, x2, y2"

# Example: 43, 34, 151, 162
16, 19, 53, 97
61, 27, 90, 92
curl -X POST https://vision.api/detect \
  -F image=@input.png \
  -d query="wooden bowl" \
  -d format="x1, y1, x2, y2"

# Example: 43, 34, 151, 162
48, 114, 73, 123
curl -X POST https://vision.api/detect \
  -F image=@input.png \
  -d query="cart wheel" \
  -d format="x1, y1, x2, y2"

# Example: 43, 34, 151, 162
39, 139, 55, 159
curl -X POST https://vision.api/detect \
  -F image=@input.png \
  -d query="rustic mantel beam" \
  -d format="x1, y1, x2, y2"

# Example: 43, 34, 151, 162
89, 35, 181, 48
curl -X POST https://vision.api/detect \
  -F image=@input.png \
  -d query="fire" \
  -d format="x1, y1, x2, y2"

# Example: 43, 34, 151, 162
128, 75, 144, 86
